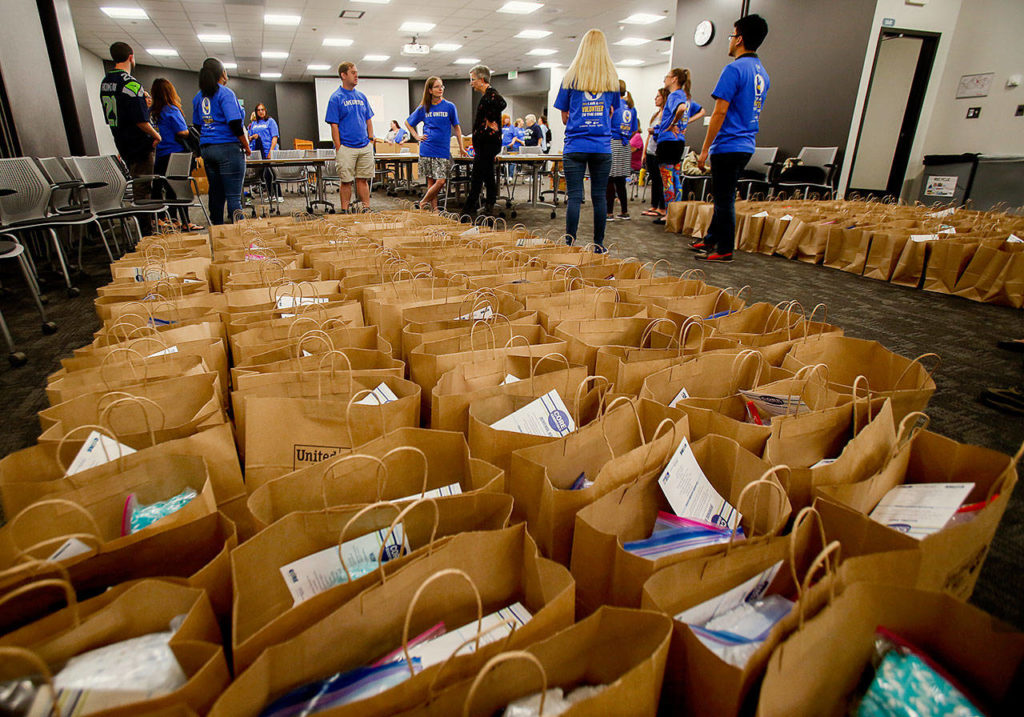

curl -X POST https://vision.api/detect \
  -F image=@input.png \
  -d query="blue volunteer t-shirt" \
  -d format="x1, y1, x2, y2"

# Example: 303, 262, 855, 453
689, 101, 704, 121
407, 99, 460, 159
501, 125, 516, 147
393, 127, 408, 143
154, 104, 188, 157
554, 86, 620, 155
655, 89, 691, 144
248, 117, 279, 158
325, 86, 375, 148
610, 104, 639, 145
192, 85, 244, 146
710, 54, 770, 155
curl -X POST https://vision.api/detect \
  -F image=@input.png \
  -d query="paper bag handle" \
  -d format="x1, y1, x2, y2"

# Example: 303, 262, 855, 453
463, 651, 547, 717
528, 352, 570, 386
593, 285, 620, 310
0, 647, 58, 717
851, 375, 873, 436
345, 390, 389, 447
321, 454, 388, 507
788, 506, 828, 591
403, 569, 483, 679
98, 347, 150, 390
729, 473, 789, 553
427, 617, 519, 697
890, 412, 930, 459
313, 352, 356, 400
469, 320, 497, 354
634, 418, 678, 488
0, 578, 80, 629
336, 501, 402, 582
98, 394, 165, 446
572, 375, 610, 428
600, 397, 643, 460
680, 268, 706, 283
677, 318, 707, 356
0, 558, 72, 586
294, 329, 335, 359
286, 315, 325, 341
797, 541, 842, 628
378, 497, 439, 584
640, 318, 676, 350
730, 349, 765, 392
379, 446, 430, 502
892, 352, 941, 390
8, 499, 103, 560
54, 424, 124, 477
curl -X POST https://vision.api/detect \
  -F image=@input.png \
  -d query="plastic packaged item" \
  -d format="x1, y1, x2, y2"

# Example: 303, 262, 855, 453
503, 684, 607, 716
854, 628, 983, 717
624, 520, 742, 560
122, 488, 198, 535
687, 594, 793, 667
258, 659, 420, 717
570, 472, 592, 490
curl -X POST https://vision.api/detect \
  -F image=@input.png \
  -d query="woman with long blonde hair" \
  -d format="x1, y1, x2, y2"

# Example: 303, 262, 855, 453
553, 29, 620, 250
405, 76, 465, 210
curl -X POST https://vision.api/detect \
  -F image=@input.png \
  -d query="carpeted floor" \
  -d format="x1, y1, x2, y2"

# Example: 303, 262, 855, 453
1, 185, 1021, 628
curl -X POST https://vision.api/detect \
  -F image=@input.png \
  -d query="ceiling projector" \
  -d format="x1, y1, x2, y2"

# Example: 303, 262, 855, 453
402, 43, 430, 56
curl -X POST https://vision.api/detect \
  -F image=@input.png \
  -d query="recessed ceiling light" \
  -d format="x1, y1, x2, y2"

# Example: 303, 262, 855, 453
362, 54, 390, 62
621, 13, 664, 25
498, 2, 543, 15
264, 14, 300, 26
515, 29, 551, 39
260, 72, 282, 79
393, 66, 416, 72
197, 34, 231, 43
617, 59, 645, 66
322, 38, 354, 47
432, 43, 462, 51
222, 62, 237, 69
615, 37, 650, 46
100, 7, 148, 19
453, 58, 481, 65
261, 50, 288, 59
527, 48, 556, 56
534, 62, 560, 69
146, 48, 178, 56
399, 21, 436, 32
307, 64, 331, 71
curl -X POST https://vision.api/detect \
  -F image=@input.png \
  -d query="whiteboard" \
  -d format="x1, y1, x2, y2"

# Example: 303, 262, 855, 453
314, 77, 411, 143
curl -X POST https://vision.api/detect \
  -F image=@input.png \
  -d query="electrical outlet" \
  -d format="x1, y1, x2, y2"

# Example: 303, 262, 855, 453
966, 107, 981, 119
703, 115, 711, 126
1016, 104, 1024, 117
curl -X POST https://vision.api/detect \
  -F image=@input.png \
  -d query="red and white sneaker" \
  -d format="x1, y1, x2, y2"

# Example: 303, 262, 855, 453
694, 250, 733, 263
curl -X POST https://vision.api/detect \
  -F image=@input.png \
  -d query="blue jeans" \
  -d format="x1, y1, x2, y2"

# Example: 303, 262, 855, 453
201, 142, 245, 224
563, 152, 611, 248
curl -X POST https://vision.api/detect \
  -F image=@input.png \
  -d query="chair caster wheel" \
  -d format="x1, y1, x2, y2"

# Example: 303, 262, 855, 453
42, 322, 57, 335
550, 211, 556, 219
66, 287, 80, 298
510, 211, 518, 219
40, 296, 50, 305
9, 352, 27, 368
505, 200, 512, 208
328, 208, 335, 214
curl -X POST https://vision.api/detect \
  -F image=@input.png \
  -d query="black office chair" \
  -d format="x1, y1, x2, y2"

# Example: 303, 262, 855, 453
772, 147, 839, 199
737, 146, 779, 199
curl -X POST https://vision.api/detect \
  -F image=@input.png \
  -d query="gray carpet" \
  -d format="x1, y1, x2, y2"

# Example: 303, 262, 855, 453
1, 187, 1020, 628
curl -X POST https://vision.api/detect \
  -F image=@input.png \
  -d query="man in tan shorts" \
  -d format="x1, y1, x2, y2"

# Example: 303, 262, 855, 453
324, 61, 376, 211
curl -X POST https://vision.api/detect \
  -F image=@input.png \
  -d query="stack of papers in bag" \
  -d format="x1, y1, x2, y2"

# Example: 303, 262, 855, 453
489, 390, 576, 438
394, 482, 463, 502
457, 305, 494, 321
869, 482, 974, 539
280, 526, 409, 605
66, 430, 136, 476
657, 437, 741, 530
355, 382, 400, 405
738, 390, 810, 423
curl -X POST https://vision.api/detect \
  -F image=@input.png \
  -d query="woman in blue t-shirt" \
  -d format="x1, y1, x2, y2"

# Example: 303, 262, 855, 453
653, 67, 701, 223
150, 78, 202, 231
553, 29, 620, 251
248, 103, 281, 204
192, 58, 250, 224
606, 80, 639, 221
405, 76, 465, 211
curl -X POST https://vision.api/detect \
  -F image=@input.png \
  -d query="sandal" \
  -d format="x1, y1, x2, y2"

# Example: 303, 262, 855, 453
641, 209, 660, 217
183, 223, 203, 232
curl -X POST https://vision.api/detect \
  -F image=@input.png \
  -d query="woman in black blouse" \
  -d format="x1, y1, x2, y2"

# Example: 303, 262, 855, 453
462, 64, 506, 217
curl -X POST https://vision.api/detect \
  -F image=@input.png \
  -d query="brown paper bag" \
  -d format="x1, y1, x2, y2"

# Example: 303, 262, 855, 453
923, 237, 980, 294
44, 353, 209, 407
889, 234, 930, 288
862, 229, 911, 282
737, 212, 767, 253
823, 225, 871, 274
664, 200, 690, 233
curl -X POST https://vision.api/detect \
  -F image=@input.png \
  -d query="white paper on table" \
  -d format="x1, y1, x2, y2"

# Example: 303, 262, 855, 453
675, 561, 783, 626
751, 211, 769, 218
738, 390, 809, 422
657, 436, 740, 530
457, 305, 494, 321
394, 482, 463, 502
501, 374, 521, 385
489, 390, 576, 438
276, 295, 328, 310
869, 482, 974, 539
405, 602, 533, 669
66, 430, 137, 476
280, 526, 408, 605
910, 234, 941, 243
668, 387, 690, 408
147, 345, 179, 358
47, 537, 94, 562
354, 382, 400, 405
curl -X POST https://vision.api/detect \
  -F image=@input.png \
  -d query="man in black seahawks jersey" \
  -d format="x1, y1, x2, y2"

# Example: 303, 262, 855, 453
100, 42, 161, 235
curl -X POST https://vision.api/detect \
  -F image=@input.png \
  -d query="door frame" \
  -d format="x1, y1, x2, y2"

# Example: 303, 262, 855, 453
847, 28, 939, 199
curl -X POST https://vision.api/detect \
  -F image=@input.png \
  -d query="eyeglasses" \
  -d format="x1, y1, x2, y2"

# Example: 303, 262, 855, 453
728, 34, 739, 39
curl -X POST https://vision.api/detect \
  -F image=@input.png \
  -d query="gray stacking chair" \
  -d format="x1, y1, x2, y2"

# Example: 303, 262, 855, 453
156, 152, 211, 227
0, 231, 56, 367
737, 146, 779, 199
65, 155, 169, 243
269, 149, 310, 210
772, 146, 839, 199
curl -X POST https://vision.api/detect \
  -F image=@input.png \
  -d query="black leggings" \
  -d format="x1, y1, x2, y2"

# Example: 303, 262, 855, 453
153, 153, 191, 224
645, 153, 664, 210
606, 177, 627, 215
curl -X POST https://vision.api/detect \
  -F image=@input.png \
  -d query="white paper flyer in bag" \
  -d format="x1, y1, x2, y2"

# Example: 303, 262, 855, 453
66, 430, 137, 476
869, 482, 974, 539
354, 382, 400, 405
737, 389, 809, 421
489, 390, 576, 438
658, 437, 741, 530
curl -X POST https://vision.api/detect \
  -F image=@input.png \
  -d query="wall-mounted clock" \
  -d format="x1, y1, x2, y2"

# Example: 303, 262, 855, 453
694, 20, 715, 47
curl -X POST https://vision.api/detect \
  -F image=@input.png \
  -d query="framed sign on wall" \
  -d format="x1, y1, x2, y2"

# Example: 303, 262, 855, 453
956, 72, 994, 99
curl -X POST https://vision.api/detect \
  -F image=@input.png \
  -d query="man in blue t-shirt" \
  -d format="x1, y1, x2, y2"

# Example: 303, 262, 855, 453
325, 61, 376, 212
694, 14, 770, 263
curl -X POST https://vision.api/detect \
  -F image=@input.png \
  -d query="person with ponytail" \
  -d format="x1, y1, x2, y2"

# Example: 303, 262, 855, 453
553, 29, 620, 251
607, 79, 638, 221
652, 67, 695, 224
192, 58, 250, 224
642, 88, 669, 218
404, 76, 465, 211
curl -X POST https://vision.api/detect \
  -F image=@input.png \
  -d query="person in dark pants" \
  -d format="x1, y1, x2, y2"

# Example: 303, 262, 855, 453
150, 77, 201, 230
555, 29, 620, 251
642, 88, 668, 218
695, 14, 770, 263
100, 41, 161, 237
192, 58, 251, 224
463, 65, 506, 217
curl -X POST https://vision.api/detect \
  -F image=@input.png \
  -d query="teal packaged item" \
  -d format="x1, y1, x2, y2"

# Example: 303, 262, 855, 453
123, 488, 199, 535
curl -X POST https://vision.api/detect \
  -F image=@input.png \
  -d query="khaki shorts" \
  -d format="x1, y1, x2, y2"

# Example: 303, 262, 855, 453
335, 143, 375, 182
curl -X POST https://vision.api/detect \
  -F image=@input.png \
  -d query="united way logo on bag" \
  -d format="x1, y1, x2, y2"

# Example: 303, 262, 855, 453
293, 444, 343, 469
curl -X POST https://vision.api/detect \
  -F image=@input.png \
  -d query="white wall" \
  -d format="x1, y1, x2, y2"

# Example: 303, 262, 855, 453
79, 46, 118, 156
839, 0, 964, 198
920, 0, 1024, 157
313, 77, 410, 143
546, 62, 670, 154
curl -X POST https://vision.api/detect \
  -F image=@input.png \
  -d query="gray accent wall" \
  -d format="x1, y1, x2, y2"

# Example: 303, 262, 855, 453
274, 82, 320, 148
673, 0, 876, 167
127, 64, 278, 126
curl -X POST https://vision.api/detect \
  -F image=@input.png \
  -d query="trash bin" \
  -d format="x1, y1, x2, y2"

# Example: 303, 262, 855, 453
917, 153, 978, 206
